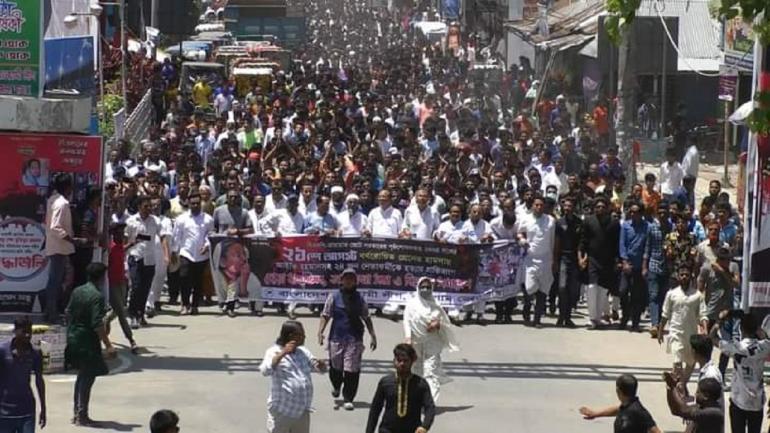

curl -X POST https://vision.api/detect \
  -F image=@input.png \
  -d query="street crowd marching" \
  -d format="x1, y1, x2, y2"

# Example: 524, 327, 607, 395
0, 0, 761, 432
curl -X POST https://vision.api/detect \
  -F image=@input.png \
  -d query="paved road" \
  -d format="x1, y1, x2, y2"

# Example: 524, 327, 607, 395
36, 303, 697, 433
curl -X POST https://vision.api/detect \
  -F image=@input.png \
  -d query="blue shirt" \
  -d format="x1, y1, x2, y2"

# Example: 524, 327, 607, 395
720, 221, 738, 245
0, 339, 42, 417
620, 219, 649, 269
644, 220, 666, 275
688, 217, 706, 243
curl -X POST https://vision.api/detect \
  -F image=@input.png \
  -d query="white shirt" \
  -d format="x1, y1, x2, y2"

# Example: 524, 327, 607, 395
661, 285, 706, 340
274, 209, 305, 235
720, 337, 770, 411
153, 215, 174, 267
336, 210, 368, 236
517, 213, 556, 260
265, 193, 288, 214
659, 161, 684, 195
248, 208, 280, 237
125, 213, 161, 263
328, 202, 348, 219
490, 215, 518, 240
462, 219, 492, 243
366, 206, 403, 238
434, 220, 473, 244
681, 145, 700, 178
173, 211, 214, 263
44, 193, 75, 256
402, 205, 440, 240
298, 196, 317, 215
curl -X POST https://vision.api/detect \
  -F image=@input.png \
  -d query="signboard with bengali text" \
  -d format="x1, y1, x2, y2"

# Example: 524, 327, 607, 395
0, 0, 43, 96
0, 133, 102, 312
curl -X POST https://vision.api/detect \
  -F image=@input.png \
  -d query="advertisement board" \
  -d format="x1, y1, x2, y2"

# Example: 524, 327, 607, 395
724, 16, 754, 73
0, 133, 102, 312
0, 0, 43, 96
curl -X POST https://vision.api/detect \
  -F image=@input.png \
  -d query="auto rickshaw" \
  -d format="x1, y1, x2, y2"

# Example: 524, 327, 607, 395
231, 61, 278, 97
179, 61, 227, 96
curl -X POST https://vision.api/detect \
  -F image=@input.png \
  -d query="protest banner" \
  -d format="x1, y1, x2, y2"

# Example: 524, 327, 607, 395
0, 133, 102, 312
208, 234, 523, 310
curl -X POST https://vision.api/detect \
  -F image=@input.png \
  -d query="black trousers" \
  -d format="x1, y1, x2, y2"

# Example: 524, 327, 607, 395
329, 367, 361, 403
73, 370, 96, 418
167, 269, 181, 303
128, 258, 155, 319
619, 269, 647, 328
523, 291, 546, 323
730, 400, 763, 433
180, 258, 207, 309
494, 298, 517, 319
558, 255, 581, 322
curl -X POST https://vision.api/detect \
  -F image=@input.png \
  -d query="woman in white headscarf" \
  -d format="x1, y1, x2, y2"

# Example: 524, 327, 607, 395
403, 276, 459, 402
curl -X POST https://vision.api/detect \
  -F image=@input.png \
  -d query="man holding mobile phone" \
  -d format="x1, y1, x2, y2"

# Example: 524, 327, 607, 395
125, 196, 162, 329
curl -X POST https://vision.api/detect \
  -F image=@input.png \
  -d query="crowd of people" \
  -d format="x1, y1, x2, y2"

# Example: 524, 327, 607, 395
5, 0, 755, 431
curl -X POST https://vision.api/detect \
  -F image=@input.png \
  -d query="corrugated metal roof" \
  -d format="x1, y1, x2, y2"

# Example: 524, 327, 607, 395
504, 0, 604, 50
636, 0, 721, 71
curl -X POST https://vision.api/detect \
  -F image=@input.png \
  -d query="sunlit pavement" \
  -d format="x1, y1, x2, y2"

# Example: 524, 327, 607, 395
39, 303, 695, 433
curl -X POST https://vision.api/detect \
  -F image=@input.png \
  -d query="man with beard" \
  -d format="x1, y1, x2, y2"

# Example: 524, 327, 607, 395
337, 194, 369, 236
658, 265, 707, 387
556, 196, 582, 328
173, 193, 214, 316
317, 269, 377, 410
265, 176, 288, 214
580, 196, 620, 329
213, 189, 253, 236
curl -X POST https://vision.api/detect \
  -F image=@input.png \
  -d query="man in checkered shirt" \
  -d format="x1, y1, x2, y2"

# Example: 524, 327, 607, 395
260, 320, 327, 433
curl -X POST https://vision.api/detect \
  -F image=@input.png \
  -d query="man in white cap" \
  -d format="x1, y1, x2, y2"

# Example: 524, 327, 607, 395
329, 185, 348, 218
337, 194, 368, 237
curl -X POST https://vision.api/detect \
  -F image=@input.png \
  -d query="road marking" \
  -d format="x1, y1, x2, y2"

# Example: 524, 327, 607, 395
48, 352, 132, 383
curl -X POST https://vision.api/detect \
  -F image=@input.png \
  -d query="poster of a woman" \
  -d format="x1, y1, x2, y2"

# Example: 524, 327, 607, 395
211, 239, 263, 317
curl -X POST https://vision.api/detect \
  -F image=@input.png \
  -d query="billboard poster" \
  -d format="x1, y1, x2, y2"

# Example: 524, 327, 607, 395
723, 16, 753, 73
208, 235, 523, 309
0, 0, 43, 97
44, 36, 95, 95
0, 133, 102, 312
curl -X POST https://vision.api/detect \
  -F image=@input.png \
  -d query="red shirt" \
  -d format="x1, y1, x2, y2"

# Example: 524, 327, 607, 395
593, 106, 609, 135
108, 240, 126, 285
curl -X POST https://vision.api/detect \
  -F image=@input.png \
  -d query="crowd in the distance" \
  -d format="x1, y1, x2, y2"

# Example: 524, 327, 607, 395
39, 0, 744, 335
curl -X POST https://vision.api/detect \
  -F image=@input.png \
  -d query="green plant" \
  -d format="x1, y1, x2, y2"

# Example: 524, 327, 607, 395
98, 93, 124, 139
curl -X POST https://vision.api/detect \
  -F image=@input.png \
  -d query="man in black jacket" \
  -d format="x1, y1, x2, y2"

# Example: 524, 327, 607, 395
366, 344, 435, 433
580, 195, 620, 329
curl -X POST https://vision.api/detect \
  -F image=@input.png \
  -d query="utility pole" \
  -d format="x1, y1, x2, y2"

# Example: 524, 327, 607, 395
615, 25, 636, 187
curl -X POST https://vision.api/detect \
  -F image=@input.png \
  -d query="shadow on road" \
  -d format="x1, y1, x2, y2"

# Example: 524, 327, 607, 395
83, 420, 142, 431
117, 356, 667, 382
435, 405, 474, 414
